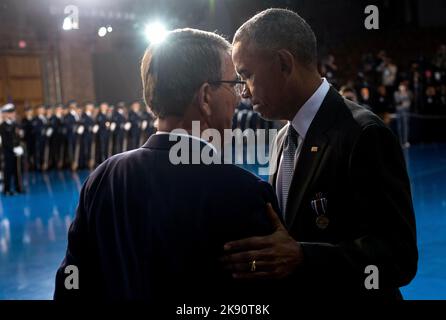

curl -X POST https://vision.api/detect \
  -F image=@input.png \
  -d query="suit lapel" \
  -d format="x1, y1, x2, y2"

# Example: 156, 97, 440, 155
284, 87, 342, 228
285, 132, 329, 227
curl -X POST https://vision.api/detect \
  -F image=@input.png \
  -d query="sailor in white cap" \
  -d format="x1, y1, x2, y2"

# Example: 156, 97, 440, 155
0, 103, 24, 195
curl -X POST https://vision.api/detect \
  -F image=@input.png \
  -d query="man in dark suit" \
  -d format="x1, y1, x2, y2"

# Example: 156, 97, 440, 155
54, 28, 279, 302
223, 8, 418, 299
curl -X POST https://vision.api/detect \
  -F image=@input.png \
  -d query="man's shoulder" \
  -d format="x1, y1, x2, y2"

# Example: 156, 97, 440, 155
342, 98, 386, 131
86, 150, 140, 180
331, 98, 401, 156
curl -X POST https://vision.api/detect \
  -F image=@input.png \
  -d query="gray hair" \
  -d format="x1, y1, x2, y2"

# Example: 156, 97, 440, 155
141, 28, 231, 118
233, 8, 317, 67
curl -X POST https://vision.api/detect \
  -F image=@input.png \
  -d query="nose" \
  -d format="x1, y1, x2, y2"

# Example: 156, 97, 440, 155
241, 84, 252, 99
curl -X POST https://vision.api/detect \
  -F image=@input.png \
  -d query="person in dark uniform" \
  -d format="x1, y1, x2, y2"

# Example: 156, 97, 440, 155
71, 103, 86, 170
79, 102, 95, 169
111, 102, 126, 154
32, 104, 47, 171
42, 105, 55, 170
224, 9, 418, 300
0, 104, 24, 195
95, 102, 110, 165
64, 101, 79, 168
127, 101, 142, 150
52, 103, 66, 169
107, 104, 115, 157
21, 106, 35, 170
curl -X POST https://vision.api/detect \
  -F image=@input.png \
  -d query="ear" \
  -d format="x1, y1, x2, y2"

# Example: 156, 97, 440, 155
197, 82, 213, 118
276, 49, 294, 76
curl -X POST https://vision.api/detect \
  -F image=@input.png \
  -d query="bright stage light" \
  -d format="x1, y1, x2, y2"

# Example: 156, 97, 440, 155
144, 22, 168, 44
98, 27, 107, 37
107, 25, 113, 33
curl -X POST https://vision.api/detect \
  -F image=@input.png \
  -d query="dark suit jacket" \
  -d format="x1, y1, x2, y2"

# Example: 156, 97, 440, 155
54, 134, 279, 302
269, 87, 418, 299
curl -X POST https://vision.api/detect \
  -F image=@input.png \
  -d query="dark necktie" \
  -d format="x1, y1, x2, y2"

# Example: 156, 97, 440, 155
281, 124, 299, 216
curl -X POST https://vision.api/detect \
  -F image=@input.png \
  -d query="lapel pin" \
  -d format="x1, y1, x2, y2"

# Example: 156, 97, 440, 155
311, 146, 318, 152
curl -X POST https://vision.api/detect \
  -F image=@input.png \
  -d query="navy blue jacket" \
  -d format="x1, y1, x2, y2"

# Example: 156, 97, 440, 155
55, 134, 280, 302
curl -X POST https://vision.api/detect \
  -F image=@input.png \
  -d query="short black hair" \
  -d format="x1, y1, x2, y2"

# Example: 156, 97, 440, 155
234, 8, 317, 67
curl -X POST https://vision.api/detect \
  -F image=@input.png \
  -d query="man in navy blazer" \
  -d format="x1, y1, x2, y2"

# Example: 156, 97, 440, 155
54, 28, 279, 302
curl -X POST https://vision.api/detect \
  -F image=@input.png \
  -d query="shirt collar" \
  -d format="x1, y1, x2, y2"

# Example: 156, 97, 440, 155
290, 78, 330, 138
156, 131, 217, 153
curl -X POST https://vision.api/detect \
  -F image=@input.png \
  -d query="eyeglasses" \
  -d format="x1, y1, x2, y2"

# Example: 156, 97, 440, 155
209, 79, 246, 96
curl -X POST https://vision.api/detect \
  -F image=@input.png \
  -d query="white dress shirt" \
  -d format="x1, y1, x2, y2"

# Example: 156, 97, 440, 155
156, 131, 217, 153
276, 78, 330, 211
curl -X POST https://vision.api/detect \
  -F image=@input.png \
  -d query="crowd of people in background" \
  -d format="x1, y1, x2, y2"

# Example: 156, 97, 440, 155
323, 44, 446, 147
0, 101, 157, 195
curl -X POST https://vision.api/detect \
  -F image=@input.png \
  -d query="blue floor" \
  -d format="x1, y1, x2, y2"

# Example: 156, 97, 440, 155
0, 144, 445, 300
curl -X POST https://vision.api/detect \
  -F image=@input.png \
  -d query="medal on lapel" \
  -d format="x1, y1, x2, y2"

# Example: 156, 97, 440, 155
311, 192, 329, 229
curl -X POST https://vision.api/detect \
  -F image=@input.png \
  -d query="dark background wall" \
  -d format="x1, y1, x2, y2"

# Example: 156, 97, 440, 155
92, 50, 143, 104
418, 0, 446, 27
